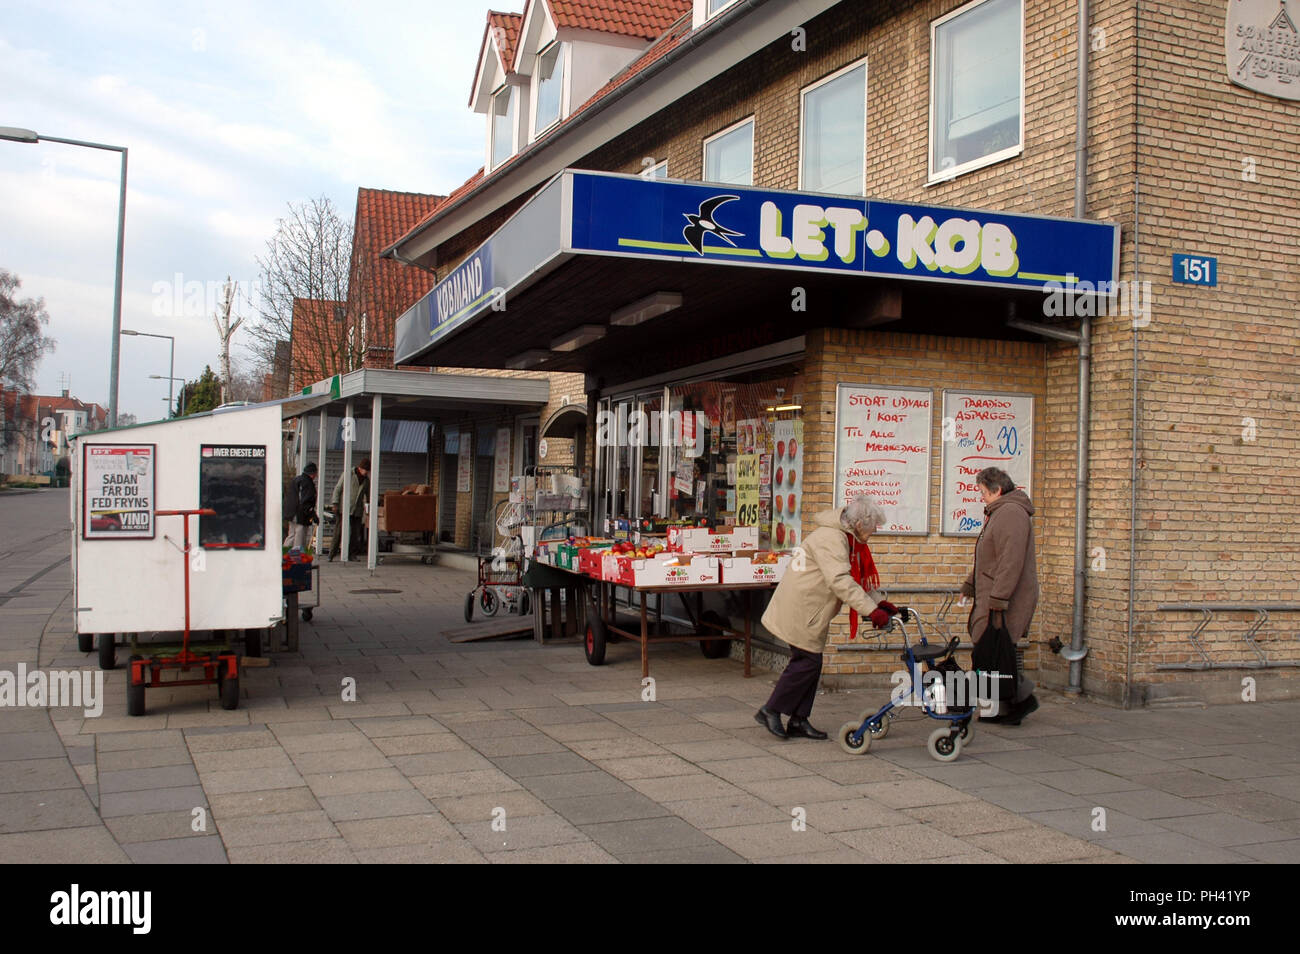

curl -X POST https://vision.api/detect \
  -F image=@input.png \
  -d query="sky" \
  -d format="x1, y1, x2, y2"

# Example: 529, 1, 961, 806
1, 0, 501, 421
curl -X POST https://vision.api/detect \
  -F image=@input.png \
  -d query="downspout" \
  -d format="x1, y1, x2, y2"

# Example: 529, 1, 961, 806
1125, 0, 1144, 709
1067, 0, 1091, 694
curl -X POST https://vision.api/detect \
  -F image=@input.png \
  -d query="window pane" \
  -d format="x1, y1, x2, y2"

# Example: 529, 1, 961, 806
535, 44, 562, 134
933, 0, 1020, 174
801, 63, 865, 195
704, 122, 753, 186
492, 87, 514, 168
708, 0, 736, 13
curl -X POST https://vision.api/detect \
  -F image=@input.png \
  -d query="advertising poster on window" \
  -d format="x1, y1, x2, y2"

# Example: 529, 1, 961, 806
757, 452, 772, 534
736, 418, 760, 455
722, 390, 736, 438
833, 384, 932, 534
771, 420, 803, 550
941, 390, 1034, 536
493, 427, 511, 493
736, 454, 759, 528
199, 444, 267, 549
457, 430, 473, 493
82, 444, 155, 539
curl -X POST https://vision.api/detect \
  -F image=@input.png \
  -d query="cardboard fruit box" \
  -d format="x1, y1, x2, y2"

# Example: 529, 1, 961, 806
577, 545, 612, 577
603, 553, 720, 587
667, 525, 760, 553
718, 554, 791, 585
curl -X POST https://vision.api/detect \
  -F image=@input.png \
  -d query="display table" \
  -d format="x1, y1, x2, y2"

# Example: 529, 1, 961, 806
527, 560, 776, 677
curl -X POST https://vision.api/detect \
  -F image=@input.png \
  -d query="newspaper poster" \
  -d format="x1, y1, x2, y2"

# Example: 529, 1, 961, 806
82, 444, 155, 539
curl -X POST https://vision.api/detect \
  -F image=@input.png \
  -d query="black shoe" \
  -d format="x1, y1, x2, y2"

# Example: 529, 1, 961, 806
1001, 695, 1040, 726
786, 716, 828, 740
754, 706, 788, 740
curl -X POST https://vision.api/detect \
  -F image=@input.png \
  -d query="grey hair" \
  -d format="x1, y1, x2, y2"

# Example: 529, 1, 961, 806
840, 497, 887, 536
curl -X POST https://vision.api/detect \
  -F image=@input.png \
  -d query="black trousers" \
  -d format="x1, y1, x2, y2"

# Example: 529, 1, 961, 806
328, 515, 366, 558
766, 647, 823, 718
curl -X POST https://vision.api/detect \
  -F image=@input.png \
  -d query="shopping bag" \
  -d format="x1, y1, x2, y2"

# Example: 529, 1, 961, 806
971, 617, 1019, 702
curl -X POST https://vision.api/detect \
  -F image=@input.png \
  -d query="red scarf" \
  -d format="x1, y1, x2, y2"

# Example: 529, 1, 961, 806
846, 533, 881, 639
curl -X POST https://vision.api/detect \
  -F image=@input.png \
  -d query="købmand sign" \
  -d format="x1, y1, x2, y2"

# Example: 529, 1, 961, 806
1227, 0, 1300, 99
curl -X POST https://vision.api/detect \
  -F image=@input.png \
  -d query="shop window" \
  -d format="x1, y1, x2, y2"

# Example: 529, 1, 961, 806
703, 117, 754, 186
490, 85, 516, 170
800, 59, 867, 195
930, 0, 1023, 182
534, 42, 564, 137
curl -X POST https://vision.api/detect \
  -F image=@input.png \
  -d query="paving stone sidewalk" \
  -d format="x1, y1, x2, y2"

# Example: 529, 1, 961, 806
3, 494, 1299, 864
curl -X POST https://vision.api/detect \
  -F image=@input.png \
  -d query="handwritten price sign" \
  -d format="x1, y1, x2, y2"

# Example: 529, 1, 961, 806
940, 390, 1034, 536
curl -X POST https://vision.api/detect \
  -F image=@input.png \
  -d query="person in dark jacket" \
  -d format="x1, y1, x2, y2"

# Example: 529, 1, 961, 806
282, 462, 319, 551
960, 466, 1039, 724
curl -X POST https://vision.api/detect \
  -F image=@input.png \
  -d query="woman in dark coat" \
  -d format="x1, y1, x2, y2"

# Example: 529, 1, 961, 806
961, 466, 1039, 724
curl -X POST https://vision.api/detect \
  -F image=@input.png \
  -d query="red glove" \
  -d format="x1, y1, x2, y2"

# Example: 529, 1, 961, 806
876, 600, 899, 616
869, 608, 891, 629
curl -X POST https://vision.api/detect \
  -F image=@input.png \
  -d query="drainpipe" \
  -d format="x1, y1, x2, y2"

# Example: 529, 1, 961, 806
1067, 0, 1091, 694
1125, 0, 1144, 709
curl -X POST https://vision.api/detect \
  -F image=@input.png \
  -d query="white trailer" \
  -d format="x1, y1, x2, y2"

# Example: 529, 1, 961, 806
71, 397, 324, 714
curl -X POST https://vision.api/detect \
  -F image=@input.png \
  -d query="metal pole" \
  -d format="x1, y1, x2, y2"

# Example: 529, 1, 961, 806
317, 409, 327, 554
341, 398, 354, 562
167, 335, 174, 419
107, 148, 127, 428
368, 394, 382, 572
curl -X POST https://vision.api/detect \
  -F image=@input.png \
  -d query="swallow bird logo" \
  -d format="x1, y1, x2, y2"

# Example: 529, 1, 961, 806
682, 195, 743, 254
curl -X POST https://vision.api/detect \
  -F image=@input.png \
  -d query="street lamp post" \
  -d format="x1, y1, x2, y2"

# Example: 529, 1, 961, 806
150, 375, 186, 417
123, 330, 175, 417
0, 125, 128, 427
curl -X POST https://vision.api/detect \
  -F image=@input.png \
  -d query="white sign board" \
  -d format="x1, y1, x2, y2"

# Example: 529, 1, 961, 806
456, 430, 473, 494
941, 390, 1034, 536
82, 444, 155, 539
833, 384, 932, 534
493, 427, 512, 492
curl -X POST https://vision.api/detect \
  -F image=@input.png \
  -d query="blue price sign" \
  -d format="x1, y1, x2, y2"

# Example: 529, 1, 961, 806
1172, 254, 1217, 286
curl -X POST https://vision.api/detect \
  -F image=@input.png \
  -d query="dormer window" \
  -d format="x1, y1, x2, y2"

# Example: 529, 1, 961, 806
491, 85, 516, 169
534, 42, 564, 136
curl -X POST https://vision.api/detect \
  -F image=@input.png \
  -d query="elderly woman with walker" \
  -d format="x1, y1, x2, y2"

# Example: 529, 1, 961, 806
756, 497, 896, 740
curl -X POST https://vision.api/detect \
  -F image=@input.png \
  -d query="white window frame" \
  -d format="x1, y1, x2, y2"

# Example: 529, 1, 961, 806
798, 56, 868, 195
927, 0, 1025, 185
706, 0, 740, 18
489, 84, 516, 171
702, 116, 755, 187
532, 41, 565, 139
640, 160, 668, 179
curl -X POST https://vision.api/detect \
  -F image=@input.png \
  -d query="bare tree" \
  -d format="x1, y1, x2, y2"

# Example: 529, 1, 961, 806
0, 269, 56, 392
213, 276, 245, 405
247, 197, 354, 390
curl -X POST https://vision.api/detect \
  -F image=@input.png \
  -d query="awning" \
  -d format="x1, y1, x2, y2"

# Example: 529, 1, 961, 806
394, 169, 1121, 375
282, 368, 549, 422
540, 403, 587, 440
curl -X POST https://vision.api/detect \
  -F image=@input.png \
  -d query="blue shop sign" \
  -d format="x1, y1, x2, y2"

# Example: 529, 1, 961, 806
431, 245, 495, 336
568, 173, 1118, 292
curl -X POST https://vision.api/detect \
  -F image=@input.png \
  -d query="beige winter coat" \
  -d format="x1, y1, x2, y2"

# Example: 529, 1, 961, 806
761, 509, 883, 654
961, 489, 1039, 645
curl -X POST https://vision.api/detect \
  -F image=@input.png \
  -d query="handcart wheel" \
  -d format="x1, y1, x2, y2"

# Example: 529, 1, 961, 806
480, 588, 500, 617
838, 721, 872, 755
859, 712, 890, 740
584, 614, 607, 666
220, 668, 240, 711
927, 727, 963, 763
126, 656, 145, 717
78, 633, 93, 653
519, 590, 530, 617
464, 591, 475, 623
302, 608, 313, 622
244, 628, 262, 658
98, 633, 116, 671
698, 610, 731, 659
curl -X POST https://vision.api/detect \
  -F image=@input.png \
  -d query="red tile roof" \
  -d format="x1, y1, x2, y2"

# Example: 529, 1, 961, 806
390, 1, 694, 257
290, 298, 346, 391
487, 11, 523, 72
548, 0, 689, 39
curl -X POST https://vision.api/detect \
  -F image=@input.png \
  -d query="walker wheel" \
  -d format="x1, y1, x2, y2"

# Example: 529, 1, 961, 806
927, 727, 963, 762
838, 721, 872, 755
958, 719, 974, 746
464, 591, 475, 623
480, 588, 500, 617
858, 712, 890, 740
